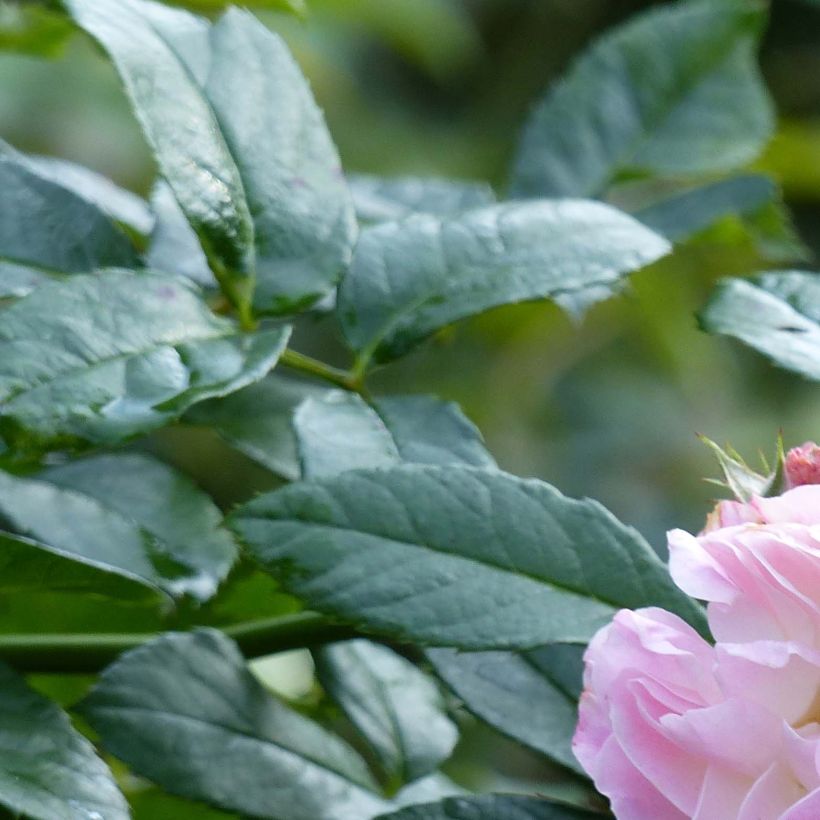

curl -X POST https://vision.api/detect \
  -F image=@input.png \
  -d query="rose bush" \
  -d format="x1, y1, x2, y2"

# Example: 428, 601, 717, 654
574, 464, 820, 819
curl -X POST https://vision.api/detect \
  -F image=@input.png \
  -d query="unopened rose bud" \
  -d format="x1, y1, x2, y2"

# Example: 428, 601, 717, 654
784, 441, 820, 489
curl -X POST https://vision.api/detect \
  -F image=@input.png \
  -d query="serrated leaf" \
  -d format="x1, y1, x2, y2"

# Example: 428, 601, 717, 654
510, 0, 773, 198
338, 200, 670, 364
350, 174, 496, 223
185, 375, 324, 480
0, 153, 140, 273
0, 261, 54, 299
295, 391, 495, 479
147, 181, 216, 287
205, 8, 356, 314
315, 640, 458, 784
81, 629, 391, 820
427, 645, 583, 775
700, 271, 820, 380
68, 0, 356, 315
66, 0, 254, 311
0, 270, 290, 450
377, 794, 601, 819
232, 465, 706, 650
41, 453, 237, 599
0, 661, 129, 820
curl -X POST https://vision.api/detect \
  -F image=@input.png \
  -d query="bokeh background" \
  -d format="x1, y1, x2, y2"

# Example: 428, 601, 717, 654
2, 0, 820, 812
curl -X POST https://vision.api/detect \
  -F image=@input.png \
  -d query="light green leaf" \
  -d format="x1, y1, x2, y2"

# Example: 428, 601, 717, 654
206, 8, 356, 314
510, 0, 773, 198
315, 640, 458, 784
66, 0, 255, 311
700, 271, 820, 380
295, 391, 495, 479
0, 661, 129, 820
0, 3, 72, 58
623, 174, 806, 262
0, 261, 54, 299
0, 270, 291, 450
0, 457, 235, 601
147, 181, 216, 287
377, 794, 602, 819
185, 375, 324, 480
393, 773, 466, 807
19, 152, 153, 236
0, 154, 140, 273
81, 629, 391, 820
338, 201, 670, 364
42, 453, 237, 600
350, 174, 496, 223
427, 645, 584, 774
232, 465, 706, 649
68, 0, 356, 315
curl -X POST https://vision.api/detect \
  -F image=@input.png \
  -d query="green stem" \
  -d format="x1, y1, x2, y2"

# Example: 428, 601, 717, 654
0, 612, 356, 675
279, 348, 362, 391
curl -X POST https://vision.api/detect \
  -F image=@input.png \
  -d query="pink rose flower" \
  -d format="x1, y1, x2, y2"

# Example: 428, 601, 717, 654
573, 484, 820, 819
785, 442, 820, 490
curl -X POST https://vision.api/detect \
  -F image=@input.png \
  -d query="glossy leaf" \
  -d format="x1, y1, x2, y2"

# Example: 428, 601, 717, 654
350, 174, 496, 223
42, 453, 237, 600
0, 153, 140, 273
338, 200, 670, 363
295, 391, 495, 479
700, 271, 820, 380
206, 8, 357, 314
66, 0, 255, 311
147, 181, 216, 287
185, 376, 324, 480
81, 629, 391, 820
428, 645, 584, 774
377, 794, 601, 819
0, 270, 291, 450
68, 0, 356, 315
0, 661, 129, 820
20, 152, 153, 235
0, 458, 234, 600
315, 640, 458, 784
510, 0, 773, 198
232, 465, 706, 649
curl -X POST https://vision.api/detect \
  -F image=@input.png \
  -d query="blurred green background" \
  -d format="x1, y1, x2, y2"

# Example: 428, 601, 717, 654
3, 0, 820, 809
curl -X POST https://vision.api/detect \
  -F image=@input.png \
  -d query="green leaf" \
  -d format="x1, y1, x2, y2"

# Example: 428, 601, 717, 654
623, 174, 806, 262
0, 153, 140, 273
68, 0, 356, 315
0, 457, 235, 601
232, 465, 706, 649
377, 794, 602, 819
350, 174, 496, 223
66, 0, 255, 312
427, 645, 584, 774
17, 151, 154, 236
0, 661, 129, 820
315, 640, 458, 784
42, 453, 237, 600
0, 270, 291, 450
510, 0, 773, 198
147, 181, 216, 287
0, 261, 53, 299
81, 629, 392, 820
205, 8, 356, 314
295, 391, 495, 479
185, 375, 324, 480
700, 271, 820, 381
338, 201, 670, 364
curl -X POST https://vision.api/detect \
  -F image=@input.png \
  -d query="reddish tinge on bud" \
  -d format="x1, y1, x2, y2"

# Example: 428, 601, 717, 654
784, 441, 820, 489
